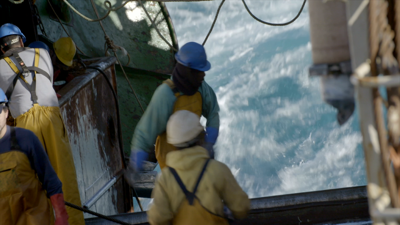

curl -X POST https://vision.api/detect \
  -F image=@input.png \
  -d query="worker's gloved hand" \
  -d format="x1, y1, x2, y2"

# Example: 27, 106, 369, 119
129, 150, 149, 171
204, 127, 219, 159
50, 193, 69, 225
203, 142, 215, 159
205, 127, 219, 144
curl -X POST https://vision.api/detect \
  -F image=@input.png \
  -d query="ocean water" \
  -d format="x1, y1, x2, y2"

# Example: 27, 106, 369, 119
164, 0, 366, 198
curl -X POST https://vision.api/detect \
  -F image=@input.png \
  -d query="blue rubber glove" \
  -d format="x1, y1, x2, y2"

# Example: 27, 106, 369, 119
204, 127, 219, 159
129, 150, 149, 171
205, 127, 219, 144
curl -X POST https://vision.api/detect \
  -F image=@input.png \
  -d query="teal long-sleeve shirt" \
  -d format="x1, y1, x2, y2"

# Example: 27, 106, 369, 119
131, 80, 220, 153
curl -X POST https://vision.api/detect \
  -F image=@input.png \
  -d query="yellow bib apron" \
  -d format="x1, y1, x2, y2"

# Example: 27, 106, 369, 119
0, 127, 54, 225
169, 159, 229, 225
155, 79, 203, 169
4, 50, 85, 225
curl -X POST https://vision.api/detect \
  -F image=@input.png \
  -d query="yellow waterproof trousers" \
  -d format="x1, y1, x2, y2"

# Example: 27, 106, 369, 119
0, 151, 54, 225
15, 104, 85, 225
173, 198, 228, 225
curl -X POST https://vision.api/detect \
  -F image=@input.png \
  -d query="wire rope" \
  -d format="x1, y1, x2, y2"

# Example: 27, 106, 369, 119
62, 0, 177, 52
242, 0, 307, 26
202, 0, 225, 46
62, 0, 112, 22
138, 0, 178, 52
89, 0, 145, 113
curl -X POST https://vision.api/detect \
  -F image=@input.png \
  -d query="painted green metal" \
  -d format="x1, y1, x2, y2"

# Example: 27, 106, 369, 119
116, 66, 170, 155
35, 0, 176, 73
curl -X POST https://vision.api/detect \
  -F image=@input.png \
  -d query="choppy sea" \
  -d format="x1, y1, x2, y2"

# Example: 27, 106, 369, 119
136, 0, 366, 212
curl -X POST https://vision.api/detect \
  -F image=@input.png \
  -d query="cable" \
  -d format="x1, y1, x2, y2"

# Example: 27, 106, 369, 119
242, 0, 307, 26
203, 0, 225, 46
65, 201, 132, 225
47, 0, 88, 56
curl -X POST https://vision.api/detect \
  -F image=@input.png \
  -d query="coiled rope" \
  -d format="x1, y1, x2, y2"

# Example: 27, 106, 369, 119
242, 0, 307, 26
202, 0, 225, 46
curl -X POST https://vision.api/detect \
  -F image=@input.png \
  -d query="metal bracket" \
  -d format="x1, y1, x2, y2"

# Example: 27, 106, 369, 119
309, 61, 352, 77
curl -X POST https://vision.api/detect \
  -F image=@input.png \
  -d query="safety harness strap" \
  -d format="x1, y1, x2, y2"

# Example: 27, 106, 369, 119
34, 48, 39, 77
5, 74, 20, 101
2, 49, 50, 104
3, 57, 20, 74
10, 127, 21, 150
169, 159, 211, 205
163, 79, 180, 97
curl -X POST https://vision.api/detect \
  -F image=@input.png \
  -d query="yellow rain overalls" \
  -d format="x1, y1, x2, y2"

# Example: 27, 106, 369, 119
155, 79, 203, 169
3, 49, 84, 225
0, 127, 54, 225
168, 159, 228, 225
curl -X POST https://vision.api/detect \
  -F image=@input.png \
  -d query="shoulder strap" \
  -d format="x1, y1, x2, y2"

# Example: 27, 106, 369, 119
169, 167, 195, 205
169, 159, 211, 205
10, 127, 21, 150
192, 159, 210, 196
163, 79, 180, 97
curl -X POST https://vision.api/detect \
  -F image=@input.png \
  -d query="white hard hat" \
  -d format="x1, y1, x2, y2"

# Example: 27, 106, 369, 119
167, 110, 204, 147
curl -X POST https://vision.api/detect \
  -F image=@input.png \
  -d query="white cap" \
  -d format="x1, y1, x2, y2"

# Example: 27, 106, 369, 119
167, 110, 204, 147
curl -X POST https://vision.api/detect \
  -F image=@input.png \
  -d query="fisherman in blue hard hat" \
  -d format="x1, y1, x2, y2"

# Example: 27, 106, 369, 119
129, 42, 220, 171
0, 23, 84, 225
0, 88, 69, 225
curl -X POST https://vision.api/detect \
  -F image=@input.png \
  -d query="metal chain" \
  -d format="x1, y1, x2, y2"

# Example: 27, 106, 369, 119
33, 4, 47, 37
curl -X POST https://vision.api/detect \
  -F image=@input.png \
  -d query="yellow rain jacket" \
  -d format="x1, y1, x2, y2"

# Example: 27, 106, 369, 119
148, 146, 250, 225
1, 48, 84, 225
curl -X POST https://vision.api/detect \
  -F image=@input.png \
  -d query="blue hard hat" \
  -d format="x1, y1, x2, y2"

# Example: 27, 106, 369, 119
0, 88, 8, 104
29, 41, 50, 52
0, 23, 26, 43
175, 42, 211, 71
